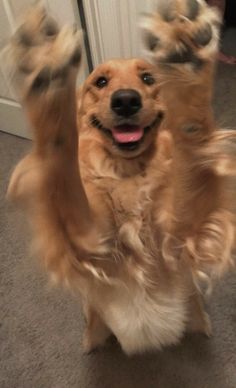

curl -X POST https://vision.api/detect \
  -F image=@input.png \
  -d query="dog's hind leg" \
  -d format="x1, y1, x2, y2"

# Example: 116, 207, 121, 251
186, 292, 212, 336
82, 303, 111, 353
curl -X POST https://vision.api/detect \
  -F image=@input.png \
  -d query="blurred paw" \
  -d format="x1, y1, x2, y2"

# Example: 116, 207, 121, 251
7, 5, 82, 99
141, 0, 221, 71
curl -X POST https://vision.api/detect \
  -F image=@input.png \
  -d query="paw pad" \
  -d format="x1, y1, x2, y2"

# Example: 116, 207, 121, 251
42, 18, 59, 37
70, 47, 82, 66
185, 0, 200, 21
156, 0, 176, 22
32, 67, 50, 92
16, 26, 33, 47
144, 32, 160, 52
51, 66, 68, 81
193, 23, 213, 47
166, 46, 193, 64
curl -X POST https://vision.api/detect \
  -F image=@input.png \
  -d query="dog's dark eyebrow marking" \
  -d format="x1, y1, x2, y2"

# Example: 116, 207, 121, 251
137, 65, 151, 71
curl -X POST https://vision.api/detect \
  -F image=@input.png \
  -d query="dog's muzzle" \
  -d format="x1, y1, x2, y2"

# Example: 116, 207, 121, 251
111, 89, 142, 118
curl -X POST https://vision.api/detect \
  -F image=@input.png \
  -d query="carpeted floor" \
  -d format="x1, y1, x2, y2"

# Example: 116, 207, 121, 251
1, 62, 236, 388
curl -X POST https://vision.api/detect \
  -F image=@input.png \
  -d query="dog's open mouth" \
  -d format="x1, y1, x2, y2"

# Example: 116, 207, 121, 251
90, 113, 163, 151
111, 125, 143, 143
110, 124, 144, 151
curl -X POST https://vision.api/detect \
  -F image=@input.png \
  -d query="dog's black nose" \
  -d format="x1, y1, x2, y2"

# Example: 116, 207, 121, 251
111, 89, 142, 117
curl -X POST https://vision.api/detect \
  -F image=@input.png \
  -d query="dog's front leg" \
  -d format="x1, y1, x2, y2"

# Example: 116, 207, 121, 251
7, 7, 98, 281
143, 1, 236, 277
141, 0, 223, 230
141, 0, 221, 137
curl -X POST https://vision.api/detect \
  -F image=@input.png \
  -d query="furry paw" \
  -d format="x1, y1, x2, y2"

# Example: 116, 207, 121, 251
82, 326, 111, 354
202, 311, 212, 337
141, 0, 221, 71
187, 296, 213, 337
7, 6, 82, 100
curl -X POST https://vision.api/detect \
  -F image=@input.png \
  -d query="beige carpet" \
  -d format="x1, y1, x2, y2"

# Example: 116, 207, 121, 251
1, 62, 236, 388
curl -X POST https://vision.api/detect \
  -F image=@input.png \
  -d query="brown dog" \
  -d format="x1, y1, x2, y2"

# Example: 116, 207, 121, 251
7, 1, 236, 354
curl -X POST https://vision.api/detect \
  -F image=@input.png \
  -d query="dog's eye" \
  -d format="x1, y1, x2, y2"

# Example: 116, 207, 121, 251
95, 76, 108, 88
141, 73, 155, 85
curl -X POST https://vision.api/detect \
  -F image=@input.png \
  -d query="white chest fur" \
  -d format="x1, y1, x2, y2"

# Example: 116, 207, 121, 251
100, 283, 188, 355
85, 152, 188, 354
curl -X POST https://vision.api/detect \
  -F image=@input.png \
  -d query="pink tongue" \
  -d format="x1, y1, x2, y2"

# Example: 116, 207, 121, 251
111, 126, 144, 143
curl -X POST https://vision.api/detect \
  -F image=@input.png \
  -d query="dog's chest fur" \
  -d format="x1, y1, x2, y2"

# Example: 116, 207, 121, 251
81, 147, 188, 354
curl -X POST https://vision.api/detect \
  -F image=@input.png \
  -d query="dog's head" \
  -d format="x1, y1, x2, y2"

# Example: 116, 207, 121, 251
79, 58, 164, 158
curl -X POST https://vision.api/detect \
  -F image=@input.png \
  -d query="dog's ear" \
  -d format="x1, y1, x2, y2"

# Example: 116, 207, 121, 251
199, 130, 236, 176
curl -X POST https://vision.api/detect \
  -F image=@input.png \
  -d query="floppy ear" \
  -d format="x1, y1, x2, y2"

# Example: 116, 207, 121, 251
199, 130, 236, 176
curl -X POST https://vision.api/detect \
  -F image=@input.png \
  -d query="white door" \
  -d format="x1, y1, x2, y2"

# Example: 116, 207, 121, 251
0, 0, 89, 138
82, 0, 155, 67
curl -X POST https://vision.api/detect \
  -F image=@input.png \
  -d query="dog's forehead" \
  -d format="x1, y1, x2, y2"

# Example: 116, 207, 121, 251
87, 58, 154, 82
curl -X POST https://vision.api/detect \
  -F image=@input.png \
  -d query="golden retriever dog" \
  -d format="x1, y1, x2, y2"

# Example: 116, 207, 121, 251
7, 0, 236, 354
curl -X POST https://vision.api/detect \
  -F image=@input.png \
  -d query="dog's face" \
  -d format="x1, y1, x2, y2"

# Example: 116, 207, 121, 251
80, 59, 164, 158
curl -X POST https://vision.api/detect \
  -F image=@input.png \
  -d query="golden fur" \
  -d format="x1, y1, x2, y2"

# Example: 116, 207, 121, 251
7, 2, 236, 354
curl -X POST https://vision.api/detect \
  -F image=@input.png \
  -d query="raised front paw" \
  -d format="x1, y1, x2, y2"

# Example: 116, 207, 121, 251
7, 6, 82, 100
141, 0, 221, 71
